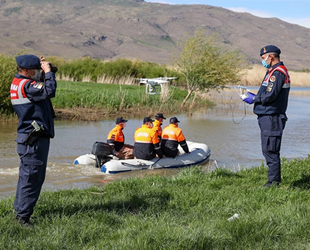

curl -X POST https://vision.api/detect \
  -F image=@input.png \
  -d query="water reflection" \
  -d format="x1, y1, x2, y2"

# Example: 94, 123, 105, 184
1, 87, 310, 198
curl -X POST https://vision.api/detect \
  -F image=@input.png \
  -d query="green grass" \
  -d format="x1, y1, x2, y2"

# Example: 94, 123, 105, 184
1, 157, 310, 249
53, 80, 212, 113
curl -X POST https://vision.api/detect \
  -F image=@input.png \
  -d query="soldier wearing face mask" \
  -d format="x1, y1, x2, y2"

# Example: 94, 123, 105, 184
242, 45, 290, 187
10, 54, 57, 226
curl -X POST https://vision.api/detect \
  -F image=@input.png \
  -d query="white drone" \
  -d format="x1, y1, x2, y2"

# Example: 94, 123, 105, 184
235, 85, 251, 99
137, 77, 177, 95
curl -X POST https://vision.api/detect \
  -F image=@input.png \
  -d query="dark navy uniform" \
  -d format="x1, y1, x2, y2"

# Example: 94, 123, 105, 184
10, 55, 57, 224
253, 60, 290, 185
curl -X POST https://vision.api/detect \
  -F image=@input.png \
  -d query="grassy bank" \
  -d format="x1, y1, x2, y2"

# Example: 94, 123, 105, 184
1, 157, 310, 249
53, 80, 213, 120
0, 79, 213, 121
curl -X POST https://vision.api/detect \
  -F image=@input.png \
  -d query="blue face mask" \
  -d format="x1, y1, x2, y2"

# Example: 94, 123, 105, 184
262, 55, 271, 68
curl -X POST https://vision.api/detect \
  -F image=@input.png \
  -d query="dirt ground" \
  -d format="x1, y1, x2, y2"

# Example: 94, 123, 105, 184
54, 108, 135, 121
53, 106, 169, 121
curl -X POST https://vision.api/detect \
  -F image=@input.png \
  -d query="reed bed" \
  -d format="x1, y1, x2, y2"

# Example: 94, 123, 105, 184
240, 64, 310, 87
60, 75, 137, 85
52, 80, 213, 120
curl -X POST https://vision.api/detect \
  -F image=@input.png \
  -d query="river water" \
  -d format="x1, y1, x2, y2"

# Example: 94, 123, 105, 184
1, 87, 310, 198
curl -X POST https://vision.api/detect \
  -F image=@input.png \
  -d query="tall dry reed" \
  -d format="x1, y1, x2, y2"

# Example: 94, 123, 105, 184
240, 64, 310, 87
60, 74, 137, 85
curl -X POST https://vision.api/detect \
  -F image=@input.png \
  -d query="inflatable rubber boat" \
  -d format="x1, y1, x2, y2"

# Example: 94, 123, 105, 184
74, 141, 211, 174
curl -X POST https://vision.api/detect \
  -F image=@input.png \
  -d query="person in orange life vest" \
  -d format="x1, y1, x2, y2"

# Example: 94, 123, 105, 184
134, 116, 164, 160
242, 45, 290, 187
161, 117, 189, 158
107, 117, 128, 154
152, 113, 166, 141
10, 54, 57, 227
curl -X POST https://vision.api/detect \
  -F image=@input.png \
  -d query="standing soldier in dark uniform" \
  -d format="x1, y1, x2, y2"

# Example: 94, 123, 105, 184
242, 45, 290, 187
10, 54, 57, 226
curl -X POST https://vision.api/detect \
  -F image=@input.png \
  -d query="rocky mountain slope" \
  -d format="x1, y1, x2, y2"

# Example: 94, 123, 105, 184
0, 0, 309, 70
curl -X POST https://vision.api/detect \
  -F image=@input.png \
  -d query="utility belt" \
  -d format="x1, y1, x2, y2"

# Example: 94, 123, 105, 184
24, 120, 46, 146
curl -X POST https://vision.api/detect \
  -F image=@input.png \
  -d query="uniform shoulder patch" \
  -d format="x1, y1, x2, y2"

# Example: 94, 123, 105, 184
32, 82, 44, 89
270, 75, 276, 82
267, 82, 273, 92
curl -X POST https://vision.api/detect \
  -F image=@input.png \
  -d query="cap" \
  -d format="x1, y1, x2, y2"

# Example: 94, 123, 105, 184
170, 117, 180, 124
155, 113, 166, 119
260, 45, 281, 56
116, 117, 128, 124
16, 54, 41, 69
143, 116, 154, 124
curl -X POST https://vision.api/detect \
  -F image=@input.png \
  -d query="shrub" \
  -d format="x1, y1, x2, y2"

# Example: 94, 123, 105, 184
0, 55, 16, 115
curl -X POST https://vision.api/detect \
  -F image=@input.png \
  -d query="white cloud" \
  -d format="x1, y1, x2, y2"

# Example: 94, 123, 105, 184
283, 17, 310, 28
228, 7, 310, 29
228, 7, 274, 18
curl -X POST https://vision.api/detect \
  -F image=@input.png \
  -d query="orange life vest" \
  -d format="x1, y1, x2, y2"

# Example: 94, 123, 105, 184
107, 124, 124, 152
152, 119, 163, 138
107, 124, 124, 143
134, 124, 161, 160
162, 124, 186, 142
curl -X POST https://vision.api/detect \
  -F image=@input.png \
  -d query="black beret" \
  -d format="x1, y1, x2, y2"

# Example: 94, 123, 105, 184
16, 54, 41, 69
260, 45, 281, 56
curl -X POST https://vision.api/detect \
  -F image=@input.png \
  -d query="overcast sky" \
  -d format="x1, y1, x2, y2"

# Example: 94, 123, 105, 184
145, 0, 310, 28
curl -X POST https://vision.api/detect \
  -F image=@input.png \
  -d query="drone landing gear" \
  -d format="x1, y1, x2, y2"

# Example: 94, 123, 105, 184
146, 83, 163, 95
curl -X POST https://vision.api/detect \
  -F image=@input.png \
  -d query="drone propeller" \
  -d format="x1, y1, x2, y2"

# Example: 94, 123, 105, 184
151, 77, 177, 81
135, 78, 149, 84
135, 77, 177, 80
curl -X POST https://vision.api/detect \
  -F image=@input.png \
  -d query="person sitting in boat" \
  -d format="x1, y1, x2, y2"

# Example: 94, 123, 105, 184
107, 117, 134, 159
161, 117, 189, 158
152, 113, 166, 141
134, 116, 164, 160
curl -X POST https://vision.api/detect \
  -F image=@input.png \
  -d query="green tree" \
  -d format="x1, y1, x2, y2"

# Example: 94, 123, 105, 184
0, 54, 16, 116
173, 29, 246, 106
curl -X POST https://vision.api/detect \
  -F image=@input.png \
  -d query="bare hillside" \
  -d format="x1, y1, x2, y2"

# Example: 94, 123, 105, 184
0, 0, 309, 70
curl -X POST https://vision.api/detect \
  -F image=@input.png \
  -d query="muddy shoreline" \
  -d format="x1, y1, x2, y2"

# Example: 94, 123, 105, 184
1, 106, 197, 122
